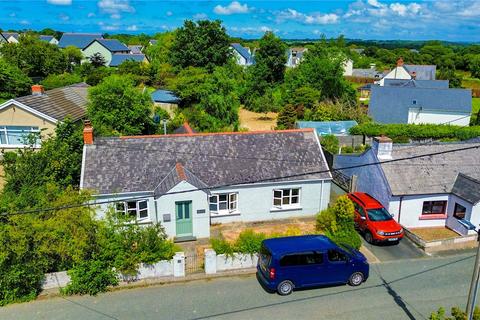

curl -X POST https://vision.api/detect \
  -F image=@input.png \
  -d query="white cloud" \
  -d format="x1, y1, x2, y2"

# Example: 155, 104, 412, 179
127, 25, 138, 31
214, 1, 250, 15
367, 0, 384, 8
20, 20, 30, 25
389, 3, 407, 16
47, 0, 72, 5
275, 8, 339, 25
98, 22, 120, 31
166, 11, 173, 16
193, 13, 208, 20
87, 12, 95, 18
260, 26, 271, 32
111, 13, 121, 19
98, 0, 134, 14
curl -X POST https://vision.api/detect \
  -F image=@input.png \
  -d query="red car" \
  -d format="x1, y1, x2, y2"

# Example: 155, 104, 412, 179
347, 192, 404, 244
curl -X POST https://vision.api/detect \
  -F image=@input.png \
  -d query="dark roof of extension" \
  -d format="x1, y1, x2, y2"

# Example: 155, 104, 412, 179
58, 33, 103, 49
81, 129, 331, 195
87, 39, 130, 52
12, 83, 89, 122
452, 173, 480, 205
403, 64, 436, 80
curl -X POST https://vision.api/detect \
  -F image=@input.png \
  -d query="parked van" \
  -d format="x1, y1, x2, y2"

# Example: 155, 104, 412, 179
256, 235, 369, 295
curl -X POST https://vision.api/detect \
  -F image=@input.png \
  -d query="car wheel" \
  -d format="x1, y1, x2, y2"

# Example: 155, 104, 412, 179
365, 231, 374, 244
277, 280, 294, 296
349, 272, 364, 286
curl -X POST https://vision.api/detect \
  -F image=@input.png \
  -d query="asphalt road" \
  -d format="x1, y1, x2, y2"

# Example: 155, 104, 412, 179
1, 252, 478, 320
361, 236, 426, 262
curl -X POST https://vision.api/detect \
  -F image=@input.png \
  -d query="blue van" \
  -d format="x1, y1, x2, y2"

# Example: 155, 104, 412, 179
256, 235, 369, 295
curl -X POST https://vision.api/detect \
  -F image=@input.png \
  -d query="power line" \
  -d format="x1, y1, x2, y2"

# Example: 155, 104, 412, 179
2, 143, 479, 217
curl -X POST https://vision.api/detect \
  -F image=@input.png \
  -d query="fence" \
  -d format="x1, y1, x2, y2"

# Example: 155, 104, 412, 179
204, 249, 258, 275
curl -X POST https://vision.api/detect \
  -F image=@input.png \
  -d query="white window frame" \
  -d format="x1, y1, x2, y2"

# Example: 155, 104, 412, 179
209, 192, 239, 215
272, 188, 301, 209
115, 199, 150, 221
0, 126, 41, 148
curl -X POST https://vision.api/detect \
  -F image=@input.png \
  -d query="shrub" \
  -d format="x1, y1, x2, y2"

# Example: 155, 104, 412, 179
40, 73, 83, 90
63, 259, 118, 296
235, 229, 266, 254
210, 237, 235, 256
320, 134, 339, 154
430, 306, 480, 320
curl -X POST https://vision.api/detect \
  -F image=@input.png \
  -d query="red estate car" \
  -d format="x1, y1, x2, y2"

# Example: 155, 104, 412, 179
347, 192, 404, 244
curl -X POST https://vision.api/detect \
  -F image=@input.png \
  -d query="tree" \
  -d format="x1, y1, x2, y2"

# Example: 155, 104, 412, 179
89, 52, 107, 68
87, 75, 154, 135
170, 20, 231, 70
276, 104, 297, 130
40, 73, 83, 90
0, 59, 32, 99
63, 46, 84, 72
320, 134, 339, 154
437, 68, 462, 88
253, 32, 287, 85
470, 55, 480, 79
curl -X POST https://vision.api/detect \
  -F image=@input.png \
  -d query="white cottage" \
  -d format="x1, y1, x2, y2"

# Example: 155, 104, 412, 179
80, 126, 332, 240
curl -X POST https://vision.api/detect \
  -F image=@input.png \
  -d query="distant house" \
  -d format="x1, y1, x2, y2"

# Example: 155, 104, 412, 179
0, 33, 6, 44
334, 137, 480, 236
0, 83, 88, 149
1, 32, 19, 43
351, 48, 365, 55
369, 81, 472, 126
297, 120, 358, 136
343, 59, 353, 76
58, 33, 103, 49
128, 45, 143, 54
39, 35, 59, 45
151, 89, 180, 117
351, 64, 384, 79
230, 43, 254, 66
82, 39, 131, 66
109, 53, 149, 67
378, 58, 436, 85
80, 128, 332, 240
286, 47, 307, 68
149, 39, 158, 46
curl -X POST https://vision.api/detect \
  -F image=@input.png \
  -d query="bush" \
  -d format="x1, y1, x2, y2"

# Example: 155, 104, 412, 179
210, 237, 235, 256
235, 230, 266, 254
63, 259, 118, 296
320, 134, 339, 154
40, 73, 82, 90
0, 261, 45, 306
430, 306, 480, 320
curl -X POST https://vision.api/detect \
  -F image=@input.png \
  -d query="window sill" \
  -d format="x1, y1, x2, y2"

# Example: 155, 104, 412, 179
270, 206, 302, 212
210, 211, 241, 218
419, 214, 447, 220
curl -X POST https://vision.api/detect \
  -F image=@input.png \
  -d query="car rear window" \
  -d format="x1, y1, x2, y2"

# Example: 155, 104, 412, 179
259, 244, 272, 270
279, 252, 323, 266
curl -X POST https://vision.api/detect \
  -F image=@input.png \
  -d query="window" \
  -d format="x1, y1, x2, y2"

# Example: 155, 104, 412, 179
273, 188, 300, 208
454, 203, 467, 220
422, 201, 447, 215
353, 203, 366, 217
115, 200, 149, 220
279, 252, 323, 267
209, 193, 238, 214
327, 250, 347, 262
412, 100, 417, 105
0, 126, 40, 146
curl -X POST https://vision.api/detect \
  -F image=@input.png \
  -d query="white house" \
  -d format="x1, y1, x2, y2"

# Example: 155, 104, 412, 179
230, 43, 254, 66
343, 59, 353, 76
1, 32, 19, 43
80, 127, 332, 241
286, 47, 307, 68
378, 58, 436, 86
39, 35, 59, 45
334, 137, 480, 236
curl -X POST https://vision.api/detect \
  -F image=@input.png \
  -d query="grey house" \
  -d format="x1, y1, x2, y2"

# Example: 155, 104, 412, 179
80, 129, 332, 240
369, 83, 472, 126
334, 137, 480, 235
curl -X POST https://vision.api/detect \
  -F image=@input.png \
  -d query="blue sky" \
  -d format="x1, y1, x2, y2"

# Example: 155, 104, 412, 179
1, 0, 480, 41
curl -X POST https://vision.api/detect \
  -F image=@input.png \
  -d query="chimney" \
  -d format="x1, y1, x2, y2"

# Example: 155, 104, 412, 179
83, 120, 94, 145
411, 71, 417, 80
372, 136, 393, 160
31, 85, 45, 96
396, 57, 404, 67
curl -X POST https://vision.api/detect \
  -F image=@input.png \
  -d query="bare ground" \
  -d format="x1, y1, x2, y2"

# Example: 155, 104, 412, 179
238, 108, 278, 131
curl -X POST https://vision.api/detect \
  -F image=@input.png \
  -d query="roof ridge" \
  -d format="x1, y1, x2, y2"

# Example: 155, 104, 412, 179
457, 173, 480, 184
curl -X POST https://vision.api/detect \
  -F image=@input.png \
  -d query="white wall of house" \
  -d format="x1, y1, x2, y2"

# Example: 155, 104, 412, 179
82, 42, 113, 65
389, 194, 450, 228
407, 108, 471, 126
379, 66, 411, 86
232, 50, 248, 66
343, 59, 353, 76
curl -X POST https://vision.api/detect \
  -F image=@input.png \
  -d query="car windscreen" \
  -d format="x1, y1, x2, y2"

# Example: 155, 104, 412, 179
367, 207, 393, 221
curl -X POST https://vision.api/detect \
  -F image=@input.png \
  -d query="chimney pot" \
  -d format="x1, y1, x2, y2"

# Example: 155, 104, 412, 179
83, 120, 94, 145
32, 85, 45, 96
373, 136, 393, 160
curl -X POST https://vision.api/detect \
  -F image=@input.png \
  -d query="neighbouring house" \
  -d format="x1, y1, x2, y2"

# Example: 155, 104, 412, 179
297, 120, 358, 137
128, 45, 143, 54
149, 39, 158, 46
378, 58, 436, 86
39, 35, 59, 45
1, 32, 19, 43
0, 33, 6, 44
351, 48, 365, 55
351, 64, 384, 79
0, 83, 88, 149
109, 53, 149, 67
343, 59, 353, 76
82, 39, 131, 66
151, 89, 180, 118
369, 80, 472, 126
230, 43, 254, 66
358, 83, 372, 101
286, 47, 307, 68
58, 33, 103, 49
334, 136, 480, 236
80, 128, 332, 240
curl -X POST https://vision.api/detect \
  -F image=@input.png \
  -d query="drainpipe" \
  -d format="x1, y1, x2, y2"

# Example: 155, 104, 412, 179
319, 180, 324, 210
398, 196, 404, 224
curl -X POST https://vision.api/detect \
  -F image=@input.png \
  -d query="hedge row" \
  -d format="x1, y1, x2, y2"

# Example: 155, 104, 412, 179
349, 123, 480, 141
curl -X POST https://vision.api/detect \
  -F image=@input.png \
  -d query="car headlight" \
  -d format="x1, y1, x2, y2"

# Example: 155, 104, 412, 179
399, 228, 403, 233
377, 230, 385, 235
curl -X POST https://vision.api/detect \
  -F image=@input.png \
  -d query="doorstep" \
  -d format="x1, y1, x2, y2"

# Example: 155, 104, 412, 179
174, 236, 197, 243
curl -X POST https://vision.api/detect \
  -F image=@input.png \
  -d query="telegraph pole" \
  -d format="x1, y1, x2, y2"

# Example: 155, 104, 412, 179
466, 228, 480, 320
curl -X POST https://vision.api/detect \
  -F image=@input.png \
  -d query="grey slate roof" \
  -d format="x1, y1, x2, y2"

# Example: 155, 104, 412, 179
109, 54, 146, 67
369, 86, 472, 124
383, 79, 449, 89
452, 173, 480, 204
153, 164, 209, 197
2, 32, 19, 40
90, 39, 130, 52
39, 35, 56, 42
82, 129, 331, 195
58, 33, 103, 49
404, 64, 436, 80
128, 45, 143, 54
379, 142, 480, 196
231, 43, 254, 64
352, 68, 384, 79
13, 83, 88, 122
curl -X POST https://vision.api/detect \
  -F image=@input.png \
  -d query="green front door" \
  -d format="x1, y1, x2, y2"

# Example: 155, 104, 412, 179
175, 201, 193, 236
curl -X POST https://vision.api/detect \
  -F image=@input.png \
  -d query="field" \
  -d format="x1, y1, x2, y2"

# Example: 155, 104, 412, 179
238, 107, 277, 131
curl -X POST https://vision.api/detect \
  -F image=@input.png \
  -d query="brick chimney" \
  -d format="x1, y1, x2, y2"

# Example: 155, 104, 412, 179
396, 57, 404, 67
373, 136, 393, 160
31, 85, 45, 96
83, 120, 94, 145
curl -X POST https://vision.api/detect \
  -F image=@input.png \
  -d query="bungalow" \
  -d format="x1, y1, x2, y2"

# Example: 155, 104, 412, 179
80, 128, 332, 240
2, 32, 19, 43
128, 45, 143, 54
369, 81, 472, 126
378, 58, 436, 85
82, 39, 131, 66
39, 35, 59, 45
58, 33, 103, 49
286, 47, 307, 68
151, 89, 180, 118
230, 43, 254, 66
334, 137, 480, 236
109, 53, 148, 67
0, 83, 88, 149
149, 39, 158, 46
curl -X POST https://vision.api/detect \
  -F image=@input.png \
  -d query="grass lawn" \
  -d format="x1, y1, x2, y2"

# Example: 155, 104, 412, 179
0, 98, 6, 104
471, 98, 480, 124
409, 227, 459, 241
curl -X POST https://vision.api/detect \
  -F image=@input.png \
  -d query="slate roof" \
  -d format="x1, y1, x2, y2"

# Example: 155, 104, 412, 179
90, 39, 130, 52
404, 64, 436, 80
12, 83, 89, 122
153, 163, 209, 197
81, 129, 331, 195
231, 43, 254, 64
151, 89, 180, 103
58, 33, 103, 49
149, 39, 158, 45
369, 86, 472, 124
383, 79, 449, 89
0, 33, 6, 42
109, 54, 146, 67
39, 35, 56, 42
452, 173, 480, 205
352, 68, 384, 79
128, 45, 143, 54
379, 142, 480, 196
2, 32, 19, 40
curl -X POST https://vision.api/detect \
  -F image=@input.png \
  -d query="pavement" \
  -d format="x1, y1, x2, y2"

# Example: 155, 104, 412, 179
1, 251, 478, 320
361, 236, 426, 262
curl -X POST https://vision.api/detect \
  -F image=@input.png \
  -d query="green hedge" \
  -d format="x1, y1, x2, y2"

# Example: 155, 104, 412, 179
349, 123, 480, 142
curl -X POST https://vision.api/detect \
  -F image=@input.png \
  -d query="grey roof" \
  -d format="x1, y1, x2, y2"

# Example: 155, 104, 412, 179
58, 33, 103, 49
82, 129, 331, 195
380, 142, 480, 196
231, 43, 254, 64
154, 163, 209, 197
89, 39, 129, 52
149, 39, 158, 45
0, 33, 6, 42
352, 68, 384, 79
128, 45, 143, 54
151, 89, 180, 103
369, 86, 472, 124
452, 173, 480, 204
39, 35, 56, 42
13, 83, 88, 122
2, 32, 19, 40
109, 54, 146, 67
383, 79, 449, 89
404, 64, 436, 80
